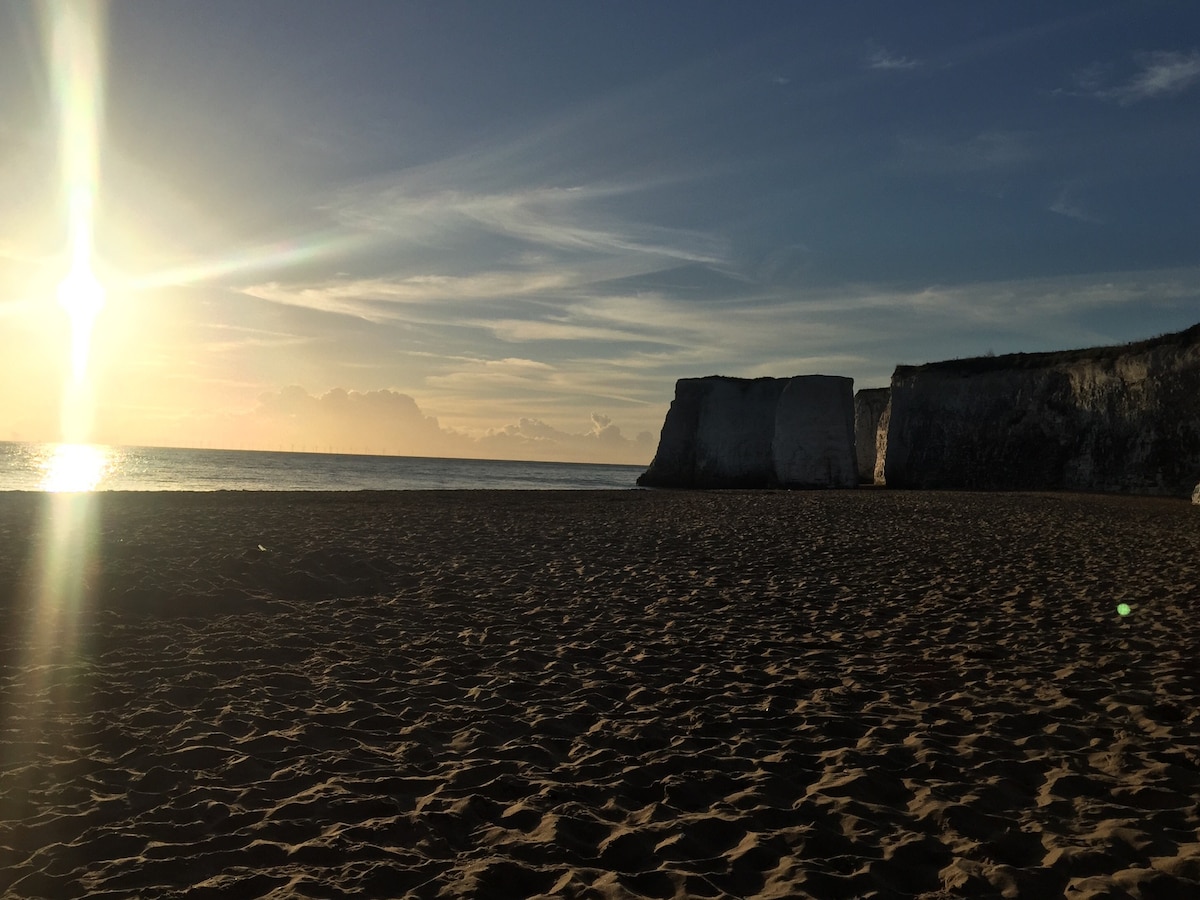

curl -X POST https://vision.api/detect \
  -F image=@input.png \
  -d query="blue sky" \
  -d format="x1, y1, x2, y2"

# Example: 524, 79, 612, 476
1, 1, 1198, 462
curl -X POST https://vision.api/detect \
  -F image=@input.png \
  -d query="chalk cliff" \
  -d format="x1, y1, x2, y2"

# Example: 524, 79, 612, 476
884, 324, 1200, 497
853, 388, 890, 484
874, 399, 891, 486
637, 375, 857, 489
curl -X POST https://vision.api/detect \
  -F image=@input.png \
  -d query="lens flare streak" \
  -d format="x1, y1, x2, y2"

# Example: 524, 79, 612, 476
2, 3, 112, 821
49, 0, 107, 433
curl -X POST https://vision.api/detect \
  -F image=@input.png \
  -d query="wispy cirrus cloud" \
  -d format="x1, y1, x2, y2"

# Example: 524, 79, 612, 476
1048, 183, 1103, 224
238, 280, 395, 321
239, 269, 578, 321
867, 47, 922, 71
423, 352, 656, 419
424, 356, 561, 392
1064, 50, 1200, 104
1112, 50, 1200, 103
477, 318, 656, 345
483, 290, 857, 371
239, 168, 730, 326
201, 331, 313, 354
329, 179, 727, 265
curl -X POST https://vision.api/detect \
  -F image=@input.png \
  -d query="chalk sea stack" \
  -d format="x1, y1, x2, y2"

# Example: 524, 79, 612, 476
637, 375, 857, 489
884, 323, 1200, 497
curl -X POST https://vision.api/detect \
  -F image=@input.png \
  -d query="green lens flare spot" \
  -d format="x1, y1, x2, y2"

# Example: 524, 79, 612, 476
1116, 603, 1132, 617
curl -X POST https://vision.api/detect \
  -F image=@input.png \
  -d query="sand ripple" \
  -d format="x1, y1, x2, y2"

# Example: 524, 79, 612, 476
2, 490, 1198, 898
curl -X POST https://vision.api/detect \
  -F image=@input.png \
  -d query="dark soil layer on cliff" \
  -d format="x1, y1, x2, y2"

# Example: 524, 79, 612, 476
895, 321, 1200, 377
2, 490, 1198, 898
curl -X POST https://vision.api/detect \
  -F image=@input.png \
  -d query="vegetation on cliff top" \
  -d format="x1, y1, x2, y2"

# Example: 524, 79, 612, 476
896, 322, 1200, 377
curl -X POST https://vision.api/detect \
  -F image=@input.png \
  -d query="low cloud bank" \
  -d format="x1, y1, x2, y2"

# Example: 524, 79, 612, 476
238, 386, 654, 466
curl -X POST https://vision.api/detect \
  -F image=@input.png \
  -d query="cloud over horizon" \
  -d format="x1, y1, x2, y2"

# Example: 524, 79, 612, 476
222, 386, 653, 465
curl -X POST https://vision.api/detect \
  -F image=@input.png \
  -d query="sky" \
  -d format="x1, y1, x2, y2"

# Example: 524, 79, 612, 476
0, 1, 1198, 465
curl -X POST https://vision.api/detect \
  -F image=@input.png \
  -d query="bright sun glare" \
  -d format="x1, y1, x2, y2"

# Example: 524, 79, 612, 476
40, 442, 110, 492
6, 2, 114, 792
57, 262, 106, 382
47, 0, 107, 440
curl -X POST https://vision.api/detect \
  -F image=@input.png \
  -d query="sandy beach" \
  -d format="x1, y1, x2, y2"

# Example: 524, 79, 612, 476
1, 489, 1198, 899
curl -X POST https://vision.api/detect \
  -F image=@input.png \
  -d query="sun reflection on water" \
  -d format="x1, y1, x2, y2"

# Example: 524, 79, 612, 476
40, 443, 111, 492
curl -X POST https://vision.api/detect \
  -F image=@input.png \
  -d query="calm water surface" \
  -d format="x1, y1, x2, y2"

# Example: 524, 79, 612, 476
0, 442, 647, 492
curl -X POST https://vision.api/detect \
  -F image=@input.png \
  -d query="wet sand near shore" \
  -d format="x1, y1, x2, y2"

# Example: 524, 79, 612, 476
1, 489, 1198, 898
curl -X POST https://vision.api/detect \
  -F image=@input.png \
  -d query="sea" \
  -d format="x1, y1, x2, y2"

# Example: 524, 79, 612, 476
0, 442, 648, 492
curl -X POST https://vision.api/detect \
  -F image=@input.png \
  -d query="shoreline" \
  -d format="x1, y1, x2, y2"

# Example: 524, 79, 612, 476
2, 490, 1198, 897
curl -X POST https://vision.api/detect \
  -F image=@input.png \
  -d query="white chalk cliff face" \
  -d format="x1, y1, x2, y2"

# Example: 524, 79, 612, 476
884, 324, 1200, 497
873, 401, 891, 487
638, 376, 857, 488
853, 388, 890, 484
